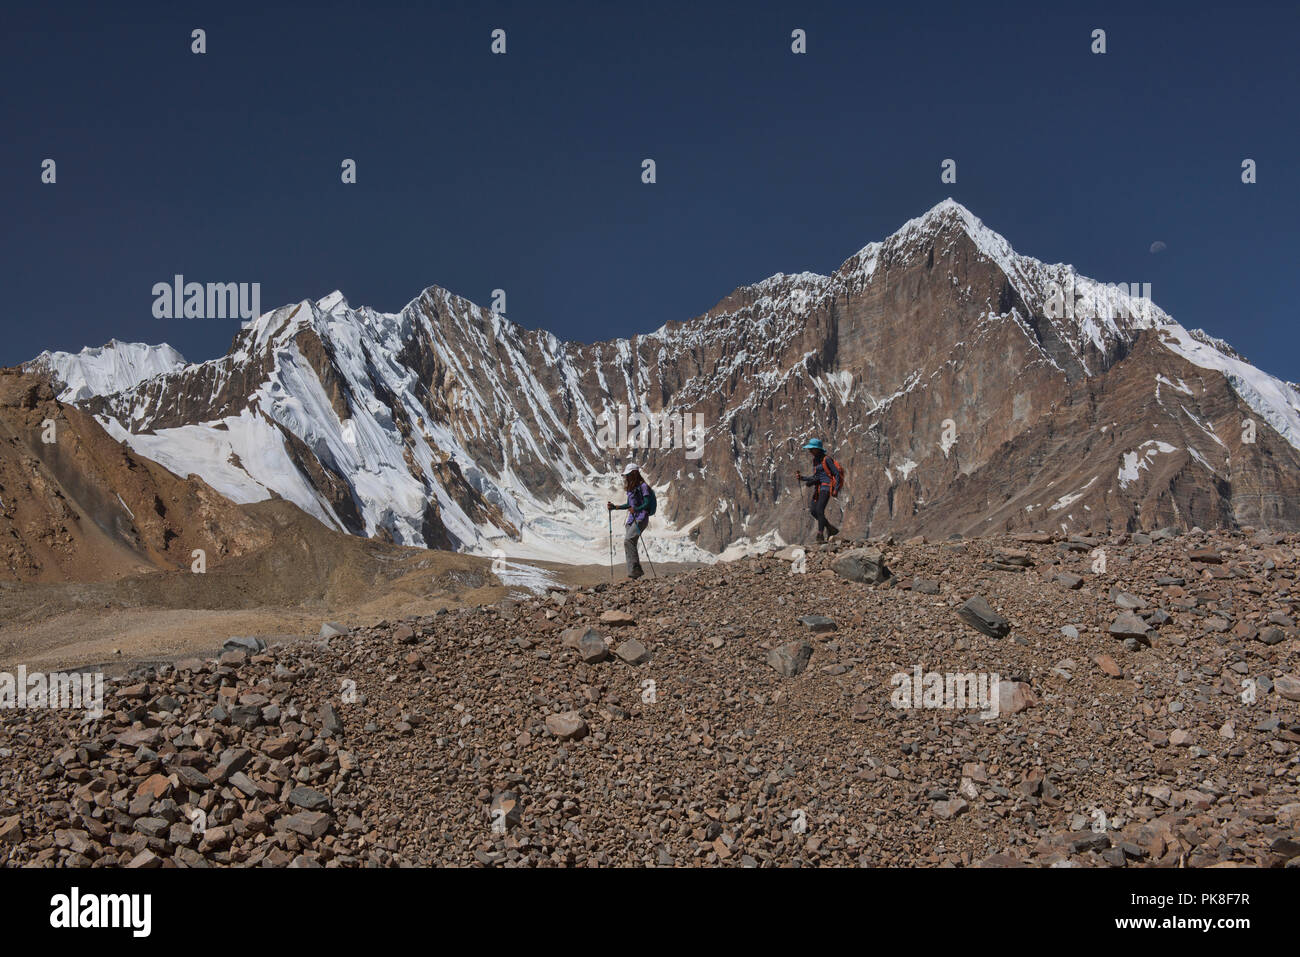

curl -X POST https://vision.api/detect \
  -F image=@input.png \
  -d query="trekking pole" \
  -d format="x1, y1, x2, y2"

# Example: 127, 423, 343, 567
641, 529, 658, 578
607, 510, 614, 582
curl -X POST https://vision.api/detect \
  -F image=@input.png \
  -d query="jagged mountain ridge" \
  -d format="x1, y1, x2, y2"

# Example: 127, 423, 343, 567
25, 200, 1300, 561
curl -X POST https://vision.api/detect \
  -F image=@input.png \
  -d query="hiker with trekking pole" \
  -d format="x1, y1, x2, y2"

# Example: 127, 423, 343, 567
796, 438, 844, 543
606, 463, 656, 579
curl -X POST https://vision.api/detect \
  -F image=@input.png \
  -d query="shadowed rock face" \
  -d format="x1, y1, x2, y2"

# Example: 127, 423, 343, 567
28, 201, 1300, 556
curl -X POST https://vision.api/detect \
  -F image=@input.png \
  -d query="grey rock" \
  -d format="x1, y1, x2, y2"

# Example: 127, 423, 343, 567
797, 614, 837, 633
175, 766, 212, 791
1111, 589, 1147, 610
228, 705, 261, 730
577, 631, 609, 663
222, 636, 266, 655
319, 702, 343, 736
831, 548, 889, 584
1069, 832, 1111, 853
1108, 612, 1152, 644
614, 639, 650, 665
289, 787, 331, 811
132, 817, 169, 839
1258, 627, 1286, 646
212, 748, 251, 784
1276, 674, 1300, 701
279, 811, 332, 839
958, 595, 1011, 638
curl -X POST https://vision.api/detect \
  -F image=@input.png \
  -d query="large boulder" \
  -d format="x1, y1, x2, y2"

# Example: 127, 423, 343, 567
831, 548, 889, 584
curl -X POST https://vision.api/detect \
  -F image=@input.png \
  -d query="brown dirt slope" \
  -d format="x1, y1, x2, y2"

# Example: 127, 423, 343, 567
0, 495, 562, 672
1, 528, 1296, 867
0, 368, 272, 583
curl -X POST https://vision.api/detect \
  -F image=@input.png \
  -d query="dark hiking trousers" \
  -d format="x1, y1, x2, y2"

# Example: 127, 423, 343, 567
810, 488, 837, 537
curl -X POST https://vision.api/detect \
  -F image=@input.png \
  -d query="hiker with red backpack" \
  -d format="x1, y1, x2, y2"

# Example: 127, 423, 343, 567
796, 438, 843, 542
607, 463, 656, 579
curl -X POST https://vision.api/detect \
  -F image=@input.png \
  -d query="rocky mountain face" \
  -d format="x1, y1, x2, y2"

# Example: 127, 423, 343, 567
25, 200, 1300, 562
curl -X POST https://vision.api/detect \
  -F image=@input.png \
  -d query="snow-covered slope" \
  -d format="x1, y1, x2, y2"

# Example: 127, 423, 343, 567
1156, 323, 1300, 450
55, 290, 722, 565
29, 340, 186, 402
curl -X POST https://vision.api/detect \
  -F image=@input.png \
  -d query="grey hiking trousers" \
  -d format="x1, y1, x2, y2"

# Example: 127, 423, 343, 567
624, 521, 644, 575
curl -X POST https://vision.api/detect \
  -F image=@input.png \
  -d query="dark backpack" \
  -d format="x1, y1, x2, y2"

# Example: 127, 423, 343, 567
644, 486, 658, 516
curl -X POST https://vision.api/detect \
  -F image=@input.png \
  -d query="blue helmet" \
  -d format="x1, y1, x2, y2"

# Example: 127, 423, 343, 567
802, 438, 825, 451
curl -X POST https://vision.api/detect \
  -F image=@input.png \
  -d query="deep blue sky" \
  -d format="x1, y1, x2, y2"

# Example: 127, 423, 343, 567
3, 0, 1297, 380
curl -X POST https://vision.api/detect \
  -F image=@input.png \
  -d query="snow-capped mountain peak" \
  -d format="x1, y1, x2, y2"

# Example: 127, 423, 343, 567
26, 202, 1300, 563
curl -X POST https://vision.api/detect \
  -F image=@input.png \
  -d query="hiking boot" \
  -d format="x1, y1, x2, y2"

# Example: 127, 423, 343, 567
629, 566, 645, 580
827, 525, 840, 540
815, 531, 825, 544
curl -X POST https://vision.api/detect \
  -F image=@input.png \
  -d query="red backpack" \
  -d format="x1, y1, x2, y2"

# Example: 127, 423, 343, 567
825, 455, 845, 497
